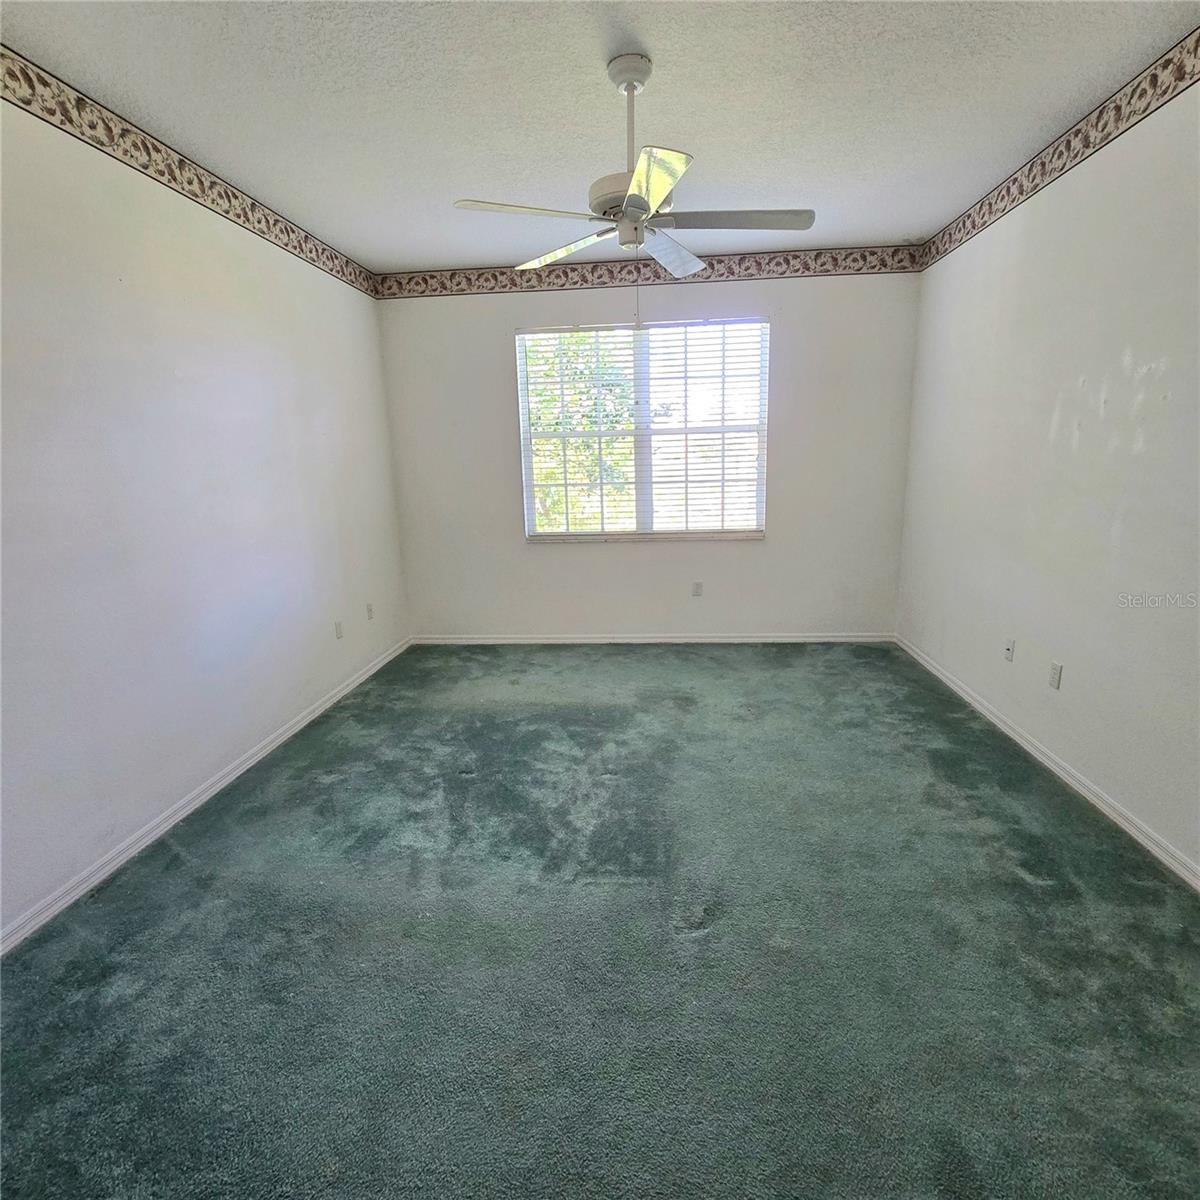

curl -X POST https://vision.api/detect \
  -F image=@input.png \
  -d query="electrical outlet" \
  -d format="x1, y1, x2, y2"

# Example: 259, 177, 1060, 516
1004, 639, 1015, 662
366, 603, 374, 621
691, 581, 703, 598
334, 621, 344, 640
1048, 661, 1062, 690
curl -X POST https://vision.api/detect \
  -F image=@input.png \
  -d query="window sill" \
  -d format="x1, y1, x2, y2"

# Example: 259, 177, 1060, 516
526, 531, 765, 544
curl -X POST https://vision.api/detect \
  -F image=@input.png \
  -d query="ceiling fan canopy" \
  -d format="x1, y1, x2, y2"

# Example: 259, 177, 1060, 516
454, 53, 816, 279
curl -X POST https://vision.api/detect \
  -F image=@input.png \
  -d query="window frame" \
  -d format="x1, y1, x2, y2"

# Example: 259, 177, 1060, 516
515, 318, 770, 543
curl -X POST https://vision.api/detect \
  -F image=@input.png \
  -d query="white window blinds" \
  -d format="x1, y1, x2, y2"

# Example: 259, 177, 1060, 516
516, 320, 769, 539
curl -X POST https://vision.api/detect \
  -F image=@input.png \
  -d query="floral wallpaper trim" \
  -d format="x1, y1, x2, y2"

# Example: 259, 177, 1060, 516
4, 28, 1197, 297
1, 44, 376, 295
373, 246, 922, 298
919, 26, 1200, 269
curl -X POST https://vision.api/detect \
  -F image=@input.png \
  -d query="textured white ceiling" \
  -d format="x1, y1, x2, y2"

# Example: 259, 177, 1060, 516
3, 2, 1198, 272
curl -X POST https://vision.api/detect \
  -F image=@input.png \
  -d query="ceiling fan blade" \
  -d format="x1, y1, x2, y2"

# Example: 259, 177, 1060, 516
651, 209, 816, 231
644, 229, 707, 280
515, 227, 618, 271
456, 199, 606, 222
624, 147, 693, 220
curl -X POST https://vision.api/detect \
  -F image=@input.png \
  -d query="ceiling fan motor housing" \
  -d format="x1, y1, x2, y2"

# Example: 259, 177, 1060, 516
589, 172, 674, 221
588, 171, 632, 220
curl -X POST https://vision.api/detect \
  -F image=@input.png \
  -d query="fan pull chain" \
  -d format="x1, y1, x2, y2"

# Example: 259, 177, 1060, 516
635, 250, 641, 327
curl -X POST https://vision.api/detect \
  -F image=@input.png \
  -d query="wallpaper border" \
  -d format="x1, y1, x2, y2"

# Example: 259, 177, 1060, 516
3, 27, 1198, 297
374, 246, 922, 298
918, 25, 1200, 269
0, 44, 376, 296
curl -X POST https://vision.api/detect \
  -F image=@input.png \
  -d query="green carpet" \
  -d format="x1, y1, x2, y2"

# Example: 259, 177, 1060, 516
3, 643, 1198, 1198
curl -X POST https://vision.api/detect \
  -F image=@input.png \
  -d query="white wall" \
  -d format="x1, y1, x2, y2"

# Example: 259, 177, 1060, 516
897, 91, 1200, 875
6, 74, 1196, 936
377, 275, 919, 640
1, 106, 412, 933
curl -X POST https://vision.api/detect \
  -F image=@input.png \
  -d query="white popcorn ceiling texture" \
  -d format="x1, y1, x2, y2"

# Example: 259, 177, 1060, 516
3, 1, 1198, 272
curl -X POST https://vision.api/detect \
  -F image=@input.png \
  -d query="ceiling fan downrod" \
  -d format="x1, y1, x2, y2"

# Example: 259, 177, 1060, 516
606, 53, 653, 175
605, 53, 654, 248
627, 82, 636, 173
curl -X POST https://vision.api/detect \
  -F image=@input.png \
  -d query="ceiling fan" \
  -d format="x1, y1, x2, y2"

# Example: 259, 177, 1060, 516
454, 54, 816, 279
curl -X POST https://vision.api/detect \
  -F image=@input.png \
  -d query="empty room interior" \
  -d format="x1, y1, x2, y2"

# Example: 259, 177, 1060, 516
2, 1, 1199, 1196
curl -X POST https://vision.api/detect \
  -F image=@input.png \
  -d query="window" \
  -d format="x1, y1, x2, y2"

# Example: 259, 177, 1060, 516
516, 320, 769, 539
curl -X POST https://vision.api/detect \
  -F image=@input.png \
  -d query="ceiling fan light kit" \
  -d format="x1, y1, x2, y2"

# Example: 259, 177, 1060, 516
454, 54, 816, 278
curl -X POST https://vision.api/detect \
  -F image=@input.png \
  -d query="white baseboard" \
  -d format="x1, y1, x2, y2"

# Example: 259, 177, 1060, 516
411, 633, 894, 645
896, 637, 1200, 894
0, 638, 414, 955
12, 631, 1189, 953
